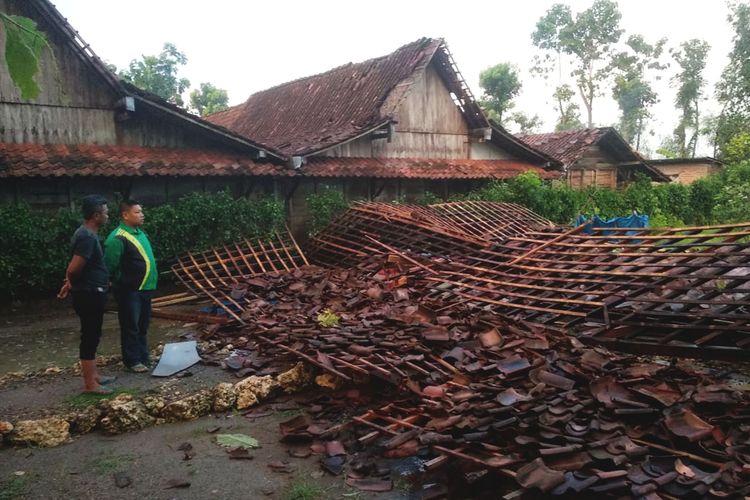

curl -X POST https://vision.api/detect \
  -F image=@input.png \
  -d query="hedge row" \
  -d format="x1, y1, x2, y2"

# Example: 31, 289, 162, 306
461, 160, 750, 227
0, 192, 285, 300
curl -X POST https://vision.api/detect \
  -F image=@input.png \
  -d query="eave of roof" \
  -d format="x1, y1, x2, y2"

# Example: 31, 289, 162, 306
489, 121, 562, 168
648, 157, 724, 166
299, 156, 559, 180
0, 144, 557, 181
123, 83, 286, 161
0, 143, 290, 178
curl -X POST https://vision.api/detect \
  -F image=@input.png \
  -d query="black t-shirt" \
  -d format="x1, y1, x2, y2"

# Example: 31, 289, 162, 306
70, 225, 109, 292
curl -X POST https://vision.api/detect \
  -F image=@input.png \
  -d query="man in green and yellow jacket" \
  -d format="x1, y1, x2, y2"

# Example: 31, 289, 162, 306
104, 200, 158, 373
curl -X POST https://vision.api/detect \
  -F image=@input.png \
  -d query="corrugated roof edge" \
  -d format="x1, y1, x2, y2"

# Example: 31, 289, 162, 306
123, 82, 287, 161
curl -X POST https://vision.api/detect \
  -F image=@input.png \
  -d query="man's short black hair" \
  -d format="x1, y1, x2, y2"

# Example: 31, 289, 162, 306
81, 195, 107, 220
119, 199, 141, 215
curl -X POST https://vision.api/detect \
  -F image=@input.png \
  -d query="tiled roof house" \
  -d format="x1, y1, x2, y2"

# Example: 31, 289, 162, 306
1, 1, 560, 232
519, 128, 669, 188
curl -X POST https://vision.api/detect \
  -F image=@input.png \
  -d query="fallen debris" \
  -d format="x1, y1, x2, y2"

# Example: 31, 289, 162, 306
215, 433, 259, 450
165, 246, 750, 497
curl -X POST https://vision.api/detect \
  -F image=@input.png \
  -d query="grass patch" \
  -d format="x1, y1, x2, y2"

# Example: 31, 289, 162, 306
283, 478, 326, 500
90, 453, 136, 475
342, 491, 365, 499
0, 476, 30, 500
63, 388, 139, 410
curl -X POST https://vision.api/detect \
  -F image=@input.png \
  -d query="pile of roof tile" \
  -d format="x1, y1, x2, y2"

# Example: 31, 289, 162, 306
168, 201, 750, 495
308, 202, 750, 360
307, 201, 553, 267
176, 255, 750, 497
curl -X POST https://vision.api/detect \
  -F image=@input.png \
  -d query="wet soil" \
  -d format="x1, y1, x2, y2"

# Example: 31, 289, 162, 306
0, 300, 411, 500
0, 295, 189, 375
0, 407, 403, 500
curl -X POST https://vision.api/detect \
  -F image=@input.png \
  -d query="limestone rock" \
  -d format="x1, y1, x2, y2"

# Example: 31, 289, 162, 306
100, 394, 155, 435
277, 362, 313, 394
12, 417, 70, 447
212, 383, 237, 412
234, 375, 278, 409
142, 395, 167, 417
162, 390, 213, 422
315, 373, 344, 390
0, 421, 13, 435
67, 406, 102, 434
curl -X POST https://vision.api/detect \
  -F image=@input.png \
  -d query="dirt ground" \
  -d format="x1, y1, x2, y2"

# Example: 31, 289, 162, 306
0, 301, 412, 500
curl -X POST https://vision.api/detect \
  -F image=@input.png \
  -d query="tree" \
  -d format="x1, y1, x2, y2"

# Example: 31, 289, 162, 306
552, 84, 583, 131
531, 3, 573, 82
0, 12, 52, 100
532, 0, 623, 127
189, 82, 229, 116
671, 39, 710, 158
656, 135, 680, 159
610, 35, 667, 149
724, 131, 750, 163
716, 1, 750, 157
119, 42, 190, 107
478, 63, 522, 124
507, 111, 543, 134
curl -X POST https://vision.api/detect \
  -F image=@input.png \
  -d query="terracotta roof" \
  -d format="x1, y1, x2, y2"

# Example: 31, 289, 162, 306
206, 38, 489, 157
0, 144, 554, 181
0, 143, 289, 178
517, 128, 614, 166
300, 157, 559, 179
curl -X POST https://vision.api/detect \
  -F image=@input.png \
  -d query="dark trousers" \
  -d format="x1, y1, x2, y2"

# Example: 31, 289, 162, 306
115, 289, 152, 367
71, 290, 108, 360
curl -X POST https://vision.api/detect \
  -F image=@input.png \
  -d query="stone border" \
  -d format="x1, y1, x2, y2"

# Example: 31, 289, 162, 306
1, 362, 323, 448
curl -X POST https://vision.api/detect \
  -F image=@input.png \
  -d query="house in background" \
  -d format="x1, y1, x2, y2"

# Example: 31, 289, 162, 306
518, 128, 669, 189
0, 0, 287, 209
205, 37, 561, 229
1, 1, 560, 234
648, 157, 723, 184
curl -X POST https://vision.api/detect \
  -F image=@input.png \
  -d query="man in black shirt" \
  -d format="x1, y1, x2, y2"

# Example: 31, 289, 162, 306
58, 195, 116, 394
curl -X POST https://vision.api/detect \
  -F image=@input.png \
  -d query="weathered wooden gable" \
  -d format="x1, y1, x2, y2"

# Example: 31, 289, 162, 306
0, 0, 121, 144
324, 62, 511, 160
567, 143, 618, 189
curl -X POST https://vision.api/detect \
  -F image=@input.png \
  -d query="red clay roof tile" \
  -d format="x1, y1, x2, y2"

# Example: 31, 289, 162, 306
206, 38, 443, 156
0, 143, 290, 178
300, 157, 559, 180
0, 144, 554, 181
517, 128, 611, 166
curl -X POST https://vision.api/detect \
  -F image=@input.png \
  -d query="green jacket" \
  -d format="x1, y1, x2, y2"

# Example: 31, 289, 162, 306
104, 223, 158, 291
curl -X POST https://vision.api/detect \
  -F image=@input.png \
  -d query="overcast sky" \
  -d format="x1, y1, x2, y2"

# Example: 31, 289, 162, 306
52, 0, 734, 156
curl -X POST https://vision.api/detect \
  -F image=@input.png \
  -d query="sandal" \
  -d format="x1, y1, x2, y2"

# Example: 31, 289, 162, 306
125, 363, 148, 373
97, 375, 117, 385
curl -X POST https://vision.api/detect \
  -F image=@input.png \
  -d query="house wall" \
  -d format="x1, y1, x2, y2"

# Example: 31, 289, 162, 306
0, 0, 120, 144
0, 0, 244, 151
567, 144, 618, 189
653, 163, 721, 184
322, 64, 511, 161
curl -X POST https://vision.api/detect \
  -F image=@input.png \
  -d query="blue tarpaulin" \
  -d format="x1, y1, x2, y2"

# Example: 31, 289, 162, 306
575, 213, 649, 236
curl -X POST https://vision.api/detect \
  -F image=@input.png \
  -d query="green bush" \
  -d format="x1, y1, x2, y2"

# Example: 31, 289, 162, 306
0, 203, 79, 300
464, 164, 750, 228
305, 186, 348, 234
0, 192, 285, 300
142, 192, 285, 259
